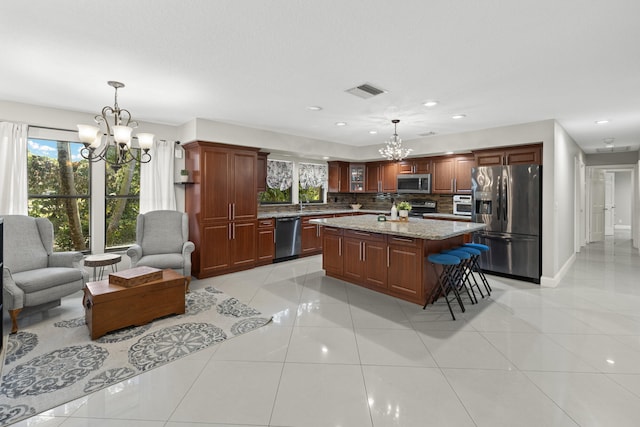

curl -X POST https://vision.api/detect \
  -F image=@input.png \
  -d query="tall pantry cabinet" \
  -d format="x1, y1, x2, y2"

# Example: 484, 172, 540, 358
184, 141, 260, 278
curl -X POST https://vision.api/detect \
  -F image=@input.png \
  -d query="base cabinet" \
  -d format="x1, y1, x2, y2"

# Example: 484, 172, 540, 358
322, 230, 426, 304
322, 227, 343, 275
256, 218, 275, 265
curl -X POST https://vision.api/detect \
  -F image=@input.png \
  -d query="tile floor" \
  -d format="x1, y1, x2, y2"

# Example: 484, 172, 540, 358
5, 230, 640, 426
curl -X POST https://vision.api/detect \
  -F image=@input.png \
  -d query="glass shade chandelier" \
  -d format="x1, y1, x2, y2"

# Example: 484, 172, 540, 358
379, 119, 412, 161
77, 81, 154, 168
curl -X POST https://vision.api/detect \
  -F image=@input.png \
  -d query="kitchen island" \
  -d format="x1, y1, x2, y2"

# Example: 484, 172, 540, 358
310, 215, 486, 305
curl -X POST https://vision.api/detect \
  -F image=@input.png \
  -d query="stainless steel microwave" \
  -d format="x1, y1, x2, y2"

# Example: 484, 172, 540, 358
397, 174, 431, 194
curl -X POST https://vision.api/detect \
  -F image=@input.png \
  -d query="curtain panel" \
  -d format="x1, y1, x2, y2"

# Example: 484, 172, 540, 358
299, 163, 327, 189
266, 160, 293, 190
0, 122, 28, 215
140, 139, 177, 213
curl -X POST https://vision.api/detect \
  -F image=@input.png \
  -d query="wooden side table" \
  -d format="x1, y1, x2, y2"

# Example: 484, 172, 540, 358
84, 253, 122, 281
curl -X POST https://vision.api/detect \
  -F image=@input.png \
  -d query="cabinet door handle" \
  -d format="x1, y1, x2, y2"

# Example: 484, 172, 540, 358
232, 203, 236, 219
453, 178, 457, 193
316, 224, 320, 237
451, 179, 454, 192
392, 237, 414, 243
339, 237, 342, 256
232, 223, 236, 240
354, 231, 370, 236
359, 241, 363, 261
387, 246, 390, 267
274, 230, 276, 243
362, 242, 366, 261
228, 223, 232, 240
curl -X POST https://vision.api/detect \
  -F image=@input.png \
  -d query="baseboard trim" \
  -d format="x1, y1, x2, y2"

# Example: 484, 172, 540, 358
540, 253, 576, 288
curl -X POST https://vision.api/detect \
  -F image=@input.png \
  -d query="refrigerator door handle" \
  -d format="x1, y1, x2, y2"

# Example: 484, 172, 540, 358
497, 174, 502, 221
503, 181, 508, 221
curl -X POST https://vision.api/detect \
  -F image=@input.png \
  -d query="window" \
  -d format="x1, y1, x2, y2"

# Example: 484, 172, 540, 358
27, 139, 90, 251
298, 162, 327, 203
105, 147, 140, 248
260, 159, 293, 204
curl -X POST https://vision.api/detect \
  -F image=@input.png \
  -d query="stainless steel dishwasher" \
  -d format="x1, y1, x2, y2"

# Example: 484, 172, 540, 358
275, 216, 302, 261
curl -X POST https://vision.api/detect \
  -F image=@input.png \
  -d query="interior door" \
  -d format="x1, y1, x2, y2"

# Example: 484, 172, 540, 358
604, 172, 615, 236
589, 169, 605, 242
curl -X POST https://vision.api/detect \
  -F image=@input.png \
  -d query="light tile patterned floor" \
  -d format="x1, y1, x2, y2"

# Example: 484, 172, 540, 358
7, 230, 640, 426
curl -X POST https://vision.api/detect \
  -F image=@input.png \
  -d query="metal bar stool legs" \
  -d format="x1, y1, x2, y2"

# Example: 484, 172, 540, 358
464, 243, 492, 294
425, 254, 464, 320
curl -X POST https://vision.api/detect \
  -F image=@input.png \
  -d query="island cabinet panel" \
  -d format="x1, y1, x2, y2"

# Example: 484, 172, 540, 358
256, 218, 275, 265
301, 214, 333, 256
342, 230, 387, 288
322, 227, 343, 275
387, 236, 424, 302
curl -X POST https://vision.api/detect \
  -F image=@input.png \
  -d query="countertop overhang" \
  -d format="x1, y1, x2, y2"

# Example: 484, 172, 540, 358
310, 214, 486, 240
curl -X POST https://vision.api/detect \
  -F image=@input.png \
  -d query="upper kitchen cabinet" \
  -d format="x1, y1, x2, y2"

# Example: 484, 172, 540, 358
474, 143, 542, 166
432, 155, 475, 194
366, 161, 397, 192
349, 164, 366, 192
257, 152, 269, 193
328, 161, 350, 192
398, 157, 432, 174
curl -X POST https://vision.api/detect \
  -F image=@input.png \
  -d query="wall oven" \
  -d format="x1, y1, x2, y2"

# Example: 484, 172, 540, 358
453, 195, 472, 216
397, 174, 431, 194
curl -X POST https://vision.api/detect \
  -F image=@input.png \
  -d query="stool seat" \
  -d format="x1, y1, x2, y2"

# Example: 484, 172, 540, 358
464, 243, 489, 252
456, 246, 481, 256
428, 253, 460, 266
443, 249, 471, 260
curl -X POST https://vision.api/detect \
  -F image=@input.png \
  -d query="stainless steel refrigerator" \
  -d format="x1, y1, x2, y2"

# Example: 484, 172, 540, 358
471, 164, 542, 283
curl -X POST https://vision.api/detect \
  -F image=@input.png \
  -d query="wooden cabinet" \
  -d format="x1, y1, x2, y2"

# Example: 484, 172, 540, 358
364, 162, 397, 192
257, 218, 275, 265
322, 227, 343, 275
432, 155, 475, 194
301, 214, 332, 256
342, 230, 387, 289
184, 141, 259, 278
387, 235, 424, 301
328, 161, 349, 192
474, 144, 542, 166
257, 152, 269, 193
398, 158, 432, 175
349, 164, 366, 192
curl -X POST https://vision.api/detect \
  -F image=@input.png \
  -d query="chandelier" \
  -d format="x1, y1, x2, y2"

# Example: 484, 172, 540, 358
77, 81, 154, 168
379, 119, 412, 161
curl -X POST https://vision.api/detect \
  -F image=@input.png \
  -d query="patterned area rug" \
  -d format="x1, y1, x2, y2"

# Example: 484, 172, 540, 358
0, 286, 271, 426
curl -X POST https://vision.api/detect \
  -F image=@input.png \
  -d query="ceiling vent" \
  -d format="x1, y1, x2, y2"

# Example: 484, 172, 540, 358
595, 146, 631, 153
345, 83, 387, 99
419, 131, 437, 137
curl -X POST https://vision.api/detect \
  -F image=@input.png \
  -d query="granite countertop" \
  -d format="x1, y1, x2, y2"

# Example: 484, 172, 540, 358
310, 214, 485, 240
258, 209, 386, 219
422, 213, 472, 221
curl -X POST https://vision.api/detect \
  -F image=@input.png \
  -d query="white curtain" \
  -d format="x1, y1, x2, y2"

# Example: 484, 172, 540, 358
0, 122, 28, 215
140, 139, 176, 213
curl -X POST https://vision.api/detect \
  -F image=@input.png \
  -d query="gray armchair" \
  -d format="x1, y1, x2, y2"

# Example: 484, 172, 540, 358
126, 210, 195, 287
2, 215, 88, 333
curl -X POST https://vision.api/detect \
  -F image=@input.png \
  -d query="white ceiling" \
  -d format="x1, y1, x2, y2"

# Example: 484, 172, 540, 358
1, 0, 639, 154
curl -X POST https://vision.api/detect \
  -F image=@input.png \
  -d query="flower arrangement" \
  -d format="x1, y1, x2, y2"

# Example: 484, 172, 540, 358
397, 201, 412, 211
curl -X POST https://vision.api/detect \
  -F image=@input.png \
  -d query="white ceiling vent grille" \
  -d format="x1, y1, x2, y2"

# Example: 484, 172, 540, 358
345, 83, 387, 99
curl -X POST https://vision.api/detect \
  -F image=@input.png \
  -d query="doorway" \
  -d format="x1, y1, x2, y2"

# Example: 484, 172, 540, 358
586, 165, 635, 246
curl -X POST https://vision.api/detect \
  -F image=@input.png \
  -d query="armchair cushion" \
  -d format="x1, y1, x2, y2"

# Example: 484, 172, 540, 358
135, 254, 185, 270
11, 267, 85, 293
139, 211, 185, 255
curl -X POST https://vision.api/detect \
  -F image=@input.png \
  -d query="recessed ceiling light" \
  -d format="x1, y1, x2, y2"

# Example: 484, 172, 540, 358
335, 122, 347, 126
595, 119, 610, 125
307, 106, 322, 111
452, 114, 466, 120
322, 156, 330, 160
369, 130, 378, 134
423, 100, 439, 107
445, 151, 454, 155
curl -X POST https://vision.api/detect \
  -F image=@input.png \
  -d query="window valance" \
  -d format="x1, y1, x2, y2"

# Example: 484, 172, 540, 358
266, 160, 293, 191
299, 163, 327, 189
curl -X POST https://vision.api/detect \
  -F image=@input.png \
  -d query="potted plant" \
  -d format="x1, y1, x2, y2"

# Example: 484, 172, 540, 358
397, 201, 411, 220
179, 169, 190, 183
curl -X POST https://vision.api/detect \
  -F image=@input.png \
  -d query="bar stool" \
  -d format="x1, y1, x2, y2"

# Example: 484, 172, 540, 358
463, 243, 492, 294
441, 248, 481, 304
424, 253, 464, 320
453, 246, 486, 298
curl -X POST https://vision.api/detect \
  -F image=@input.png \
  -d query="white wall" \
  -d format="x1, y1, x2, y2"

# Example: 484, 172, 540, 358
614, 171, 632, 227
